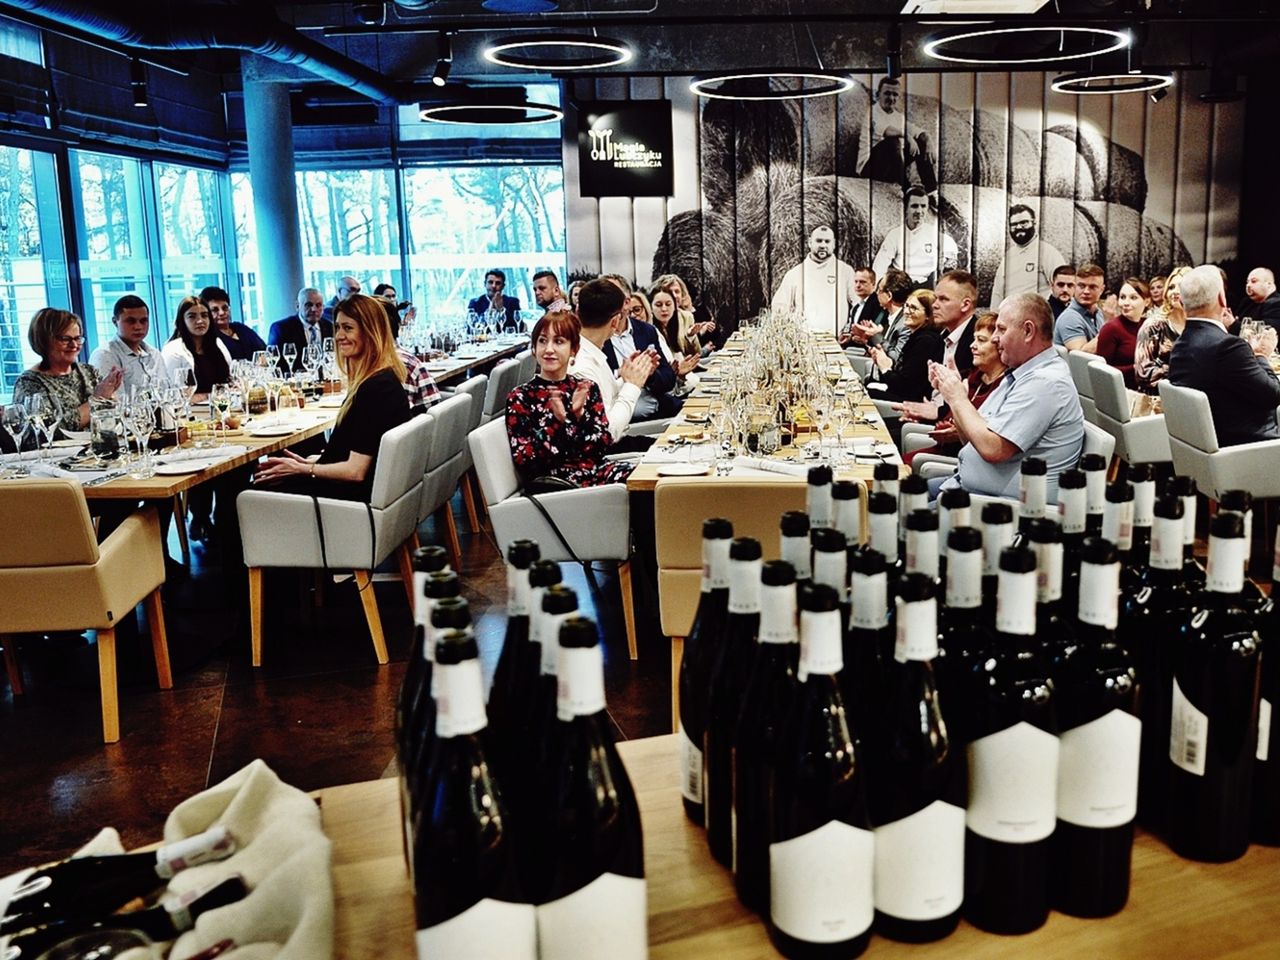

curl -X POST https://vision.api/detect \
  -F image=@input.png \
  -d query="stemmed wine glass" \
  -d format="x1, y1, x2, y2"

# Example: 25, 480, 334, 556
210, 383, 232, 448
282, 342, 298, 374
2, 403, 27, 474
23, 395, 58, 463
266, 343, 281, 376
123, 395, 156, 479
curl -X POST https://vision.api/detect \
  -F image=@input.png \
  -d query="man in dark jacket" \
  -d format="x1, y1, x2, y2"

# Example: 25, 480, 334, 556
603, 305, 680, 420
1238, 267, 1280, 334
268, 287, 333, 373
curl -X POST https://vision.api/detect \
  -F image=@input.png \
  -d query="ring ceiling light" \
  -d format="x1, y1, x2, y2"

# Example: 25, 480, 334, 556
1051, 72, 1174, 95
690, 72, 856, 102
923, 26, 1130, 66
419, 101, 564, 125
483, 35, 632, 70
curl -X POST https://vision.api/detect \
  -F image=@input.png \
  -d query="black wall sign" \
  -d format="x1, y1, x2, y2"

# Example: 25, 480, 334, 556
577, 99, 673, 198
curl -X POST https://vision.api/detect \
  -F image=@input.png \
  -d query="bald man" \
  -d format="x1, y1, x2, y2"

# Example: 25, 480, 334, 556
1239, 267, 1280, 334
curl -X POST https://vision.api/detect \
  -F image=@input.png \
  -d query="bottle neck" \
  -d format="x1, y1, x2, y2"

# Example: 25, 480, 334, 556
834, 498, 863, 545
851, 569, 889, 629
906, 528, 939, 579
1205, 534, 1246, 594
874, 478, 900, 500
982, 521, 1014, 577
996, 568, 1037, 636
727, 557, 764, 614
781, 535, 812, 581
557, 643, 607, 721
899, 491, 928, 540
1019, 473, 1047, 523
1085, 470, 1106, 520
1077, 559, 1120, 630
808, 485, 833, 530
1181, 494, 1197, 554
702, 537, 732, 592
1102, 498, 1134, 554
507, 565, 531, 618
894, 596, 939, 662
799, 608, 845, 676
759, 583, 799, 644
945, 548, 983, 608
1133, 480, 1155, 530
540, 610, 576, 675
1059, 485, 1087, 535
869, 511, 898, 562
435, 658, 488, 737
528, 586, 549, 645
1032, 540, 1064, 604
938, 503, 970, 558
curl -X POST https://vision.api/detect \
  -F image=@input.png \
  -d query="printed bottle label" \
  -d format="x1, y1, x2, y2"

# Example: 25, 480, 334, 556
1019, 474, 1047, 522
1169, 677, 1208, 777
945, 551, 982, 609
1032, 541, 1063, 604
781, 536, 812, 581
800, 610, 844, 676
771, 820, 874, 944
507, 569, 530, 617
899, 492, 928, 541
906, 529, 939, 579
759, 584, 798, 645
1086, 471, 1106, 516
894, 597, 938, 663
966, 721, 1059, 842
1181, 495, 1197, 546
679, 723, 703, 803
155, 825, 234, 878
417, 898, 537, 960
1077, 561, 1120, 629
537, 873, 647, 960
1057, 710, 1141, 828
1205, 536, 1246, 594
873, 800, 965, 922
1133, 481, 1156, 528
870, 511, 898, 561
1258, 698, 1272, 763
706, 537, 732, 591
982, 523, 1013, 577
1102, 499, 1134, 552
728, 558, 763, 614
540, 612, 574, 676
557, 646, 606, 721
835, 499, 863, 545
1150, 516, 1183, 571
809, 486, 833, 530
435, 660, 487, 738
995, 569, 1036, 636
938, 504, 970, 558
1059, 488, 1087, 535
850, 572, 888, 630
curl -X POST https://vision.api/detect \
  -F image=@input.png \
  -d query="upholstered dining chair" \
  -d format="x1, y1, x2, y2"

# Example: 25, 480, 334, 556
417, 392, 472, 569
480, 358, 524, 427
1088, 363, 1172, 467
236, 413, 433, 666
516, 348, 536, 382
1157, 380, 1280, 500
913, 421, 1116, 486
0, 479, 172, 743
468, 417, 638, 660
443, 375, 488, 533
1066, 350, 1106, 425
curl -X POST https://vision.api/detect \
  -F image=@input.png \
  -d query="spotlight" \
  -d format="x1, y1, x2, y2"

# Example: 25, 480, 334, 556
432, 31, 453, 88
886, 22, 902, 80
1149, 87, 1169, 104
129, 57, 148, 108
352, 2, 386, 26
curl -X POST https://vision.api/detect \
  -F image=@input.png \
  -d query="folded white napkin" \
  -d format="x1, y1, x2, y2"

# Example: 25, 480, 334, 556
643, 442, 716, 464
732, 456, 810, 477
157, 445, 249, 465
27, 463, 82, 482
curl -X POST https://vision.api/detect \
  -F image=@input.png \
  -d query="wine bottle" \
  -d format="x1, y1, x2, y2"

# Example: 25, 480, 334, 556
867, 573, 965, 942
845, 546, 893, 725
1024, 518, 1075, 666
407, 596, 473, 818
935, 526, 992, 746
525, 559, 565, 679
937, 488, 971, 582
898, 474, 929, 559
1057, 468, 1088, 614
1102, 479, 1134, 570
979, 502, 1014, 629
1218, 489, 1267, 608
537, 616, 646, 960
872, 462, 900, 500
2, 876, 247, 960
867, 491, 901, 582
1253, 532, 1280, 845
964, 545, 1059, 935
769, 583, 874, 960
780, 511, 812, 585
414, 629, 536, 960
811, 527, 849, 634
705, 537, 763, 868
1052, 536, 1141, 917
1168, 475, 1206, 588
1017, 457, 1048, 532
807, 465, 834, 530
400, 570, 460, 767
410, 545, 451, 625
0, 825, 235, 934
1125, 464, 1155, 590
733, 560, 800, 915
904, 508, 939, 584
488, 539, 543, 762
679, 517, 734, 827
832, 480, 863, 547
1080, 453, 1107, 535
1167, 514, 1263, 863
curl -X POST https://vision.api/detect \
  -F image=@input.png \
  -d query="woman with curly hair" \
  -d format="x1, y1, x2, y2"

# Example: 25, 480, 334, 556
1134, 266, 1189, 393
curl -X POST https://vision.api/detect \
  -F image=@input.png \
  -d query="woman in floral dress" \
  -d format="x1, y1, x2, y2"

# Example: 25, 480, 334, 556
505, 310, 633, 487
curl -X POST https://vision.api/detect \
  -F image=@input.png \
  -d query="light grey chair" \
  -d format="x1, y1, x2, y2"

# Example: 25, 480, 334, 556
236, 413, 433, 666
417, 393, 473, 569
445, 375, 488, 532
469, 417, 639, 660
516, 349, 536, 382
1066, 350, 1106, 424
1157, 380, 1280, 500
1088, 363, 1171, 467
912, 420, 1114, 485
481, 358, 524, 426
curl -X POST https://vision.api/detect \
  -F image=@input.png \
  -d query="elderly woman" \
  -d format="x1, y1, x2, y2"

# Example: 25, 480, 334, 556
867, 288, 944, 402
506, 310, 632, 488
1096, 278, 1152, 388
255, 293, 409, 501
1134, 266, 1189, 393
13, 308, 123, 432
161, 295, 233, 402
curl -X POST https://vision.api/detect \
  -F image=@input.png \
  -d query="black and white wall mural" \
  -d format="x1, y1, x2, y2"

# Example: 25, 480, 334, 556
562, 70, 1244, 322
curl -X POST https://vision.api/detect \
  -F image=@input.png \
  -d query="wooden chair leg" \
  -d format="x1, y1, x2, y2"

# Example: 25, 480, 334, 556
409, 529, 422, 552
248, 567, 265, 667
143, 587, 173, 690
396, 541, 415, 610
97, 627, 120, 743
437, 505, 463, 571
470, 471, 491, 530
2, 635, 23, 697
618, 559, 638, 661
458, 478, 480, 535
354, 570, 390, 664
172, 493, 190, 565
671, 636, 684, 734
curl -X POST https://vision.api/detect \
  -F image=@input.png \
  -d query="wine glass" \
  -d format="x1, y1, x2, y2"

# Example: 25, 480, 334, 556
35, 928, 160, 960
282, 342, 298, 373
210, 383, 232, 447
123, 397, 156, 478
2, 403, 27, 472
266, 343, 281, 376
23, 395, 56, 463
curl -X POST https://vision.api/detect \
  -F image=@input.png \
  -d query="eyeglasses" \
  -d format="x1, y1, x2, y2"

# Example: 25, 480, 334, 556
54, 335, 85, 346
629, 306, 645, 317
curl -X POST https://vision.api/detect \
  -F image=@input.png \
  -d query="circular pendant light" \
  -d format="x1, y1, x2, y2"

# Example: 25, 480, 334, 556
419, 101, 563, 125
923, 26, 1130, 66
483, 34, 632, 70
1051, 72, 1174, 95
689, 71, 855, 102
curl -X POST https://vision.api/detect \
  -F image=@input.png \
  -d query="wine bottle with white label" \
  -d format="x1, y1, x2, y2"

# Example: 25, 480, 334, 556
537, 616, 647, 960
414, 630, 536, 960
1167, 514, 1262, 863
872, 461, 900, 499
1026, 519, 1075, 670
1102, 479, 1134, 568
832, 480, 863, 547
400, 547, 451, 755
1167, 474, 1206, 588
807, 464, 834, 530
811, 527, 849, 635
705, 537, 763, 868
488, 540, 542, 757
964, 545, 1059, 935
406, 595, 471, 817
979, 502, 1015, 630
1052, 537, 1141, 917
780, 512, 812, 585
1217, 489, 1267, 609
679, 518, 734, 827
733, 560, 800, 915
866, 573, 965, 942
937, 488, 971, 583
898, 474, 929, 560
868, 491, 902, 584
904, 508, 940, 586
1253, 535, 1280, 845
1017, 457, 1048, 533
1123, 494, 1192, 835
1124, 464, 1155, 591
935, 526, 992, 747
1057, 468, 1088, 615
400, 571, 460, 769
845, 545, 893, 728
770, 583, 874, 960
1080, 453, 1108, 536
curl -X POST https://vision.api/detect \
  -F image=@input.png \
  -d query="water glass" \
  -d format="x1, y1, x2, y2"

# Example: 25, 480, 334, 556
35, 928, 160, 960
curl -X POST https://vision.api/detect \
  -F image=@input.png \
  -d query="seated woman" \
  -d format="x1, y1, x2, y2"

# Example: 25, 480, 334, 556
645, 289, 700, 389
1096, 278, 1151, 388
866, 288, 944, 402
506, 310, 632, 488
654, 272, 717, 348
161, 295, 233, 402
201, 285, 266, 361
1134, 266, 1189, 394
13, 307, 123, 433
254, 294, 410, 502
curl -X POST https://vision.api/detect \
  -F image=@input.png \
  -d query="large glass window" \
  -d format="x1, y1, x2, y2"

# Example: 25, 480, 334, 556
230, 172, 260, 322
297, 169, 402, 305
402, 164, 566, 324
154, 162, 226, 312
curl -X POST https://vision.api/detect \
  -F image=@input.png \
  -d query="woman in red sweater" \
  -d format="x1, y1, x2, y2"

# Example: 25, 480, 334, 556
1095, 277, 1151, 388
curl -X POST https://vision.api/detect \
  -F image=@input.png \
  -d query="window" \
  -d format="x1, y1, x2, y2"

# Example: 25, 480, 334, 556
230, 172, 260, 321
154, 162, 227, 314
0, 13, 43, 65
402, 165, 566, 325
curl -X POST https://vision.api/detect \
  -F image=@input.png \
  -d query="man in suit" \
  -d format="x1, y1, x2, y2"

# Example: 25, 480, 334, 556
1238, 267, 1280, 333
467, 269, 522, 328
1169, 264, 1280, 447
840, 266, 886, 349
1047, 264, 1076, 319
268, 287, 333, 373
603, 297, 679, 421
933, 269, 978, 379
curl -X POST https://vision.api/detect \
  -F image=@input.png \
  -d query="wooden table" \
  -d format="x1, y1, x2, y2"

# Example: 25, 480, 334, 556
423, 339, 524, 386
317, 734, 1280, 959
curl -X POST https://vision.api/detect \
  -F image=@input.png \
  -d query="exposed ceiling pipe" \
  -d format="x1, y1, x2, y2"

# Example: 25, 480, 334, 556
0, 0, 406, 103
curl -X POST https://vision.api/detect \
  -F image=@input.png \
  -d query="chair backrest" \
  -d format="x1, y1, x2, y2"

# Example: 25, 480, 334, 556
1088, 362, 1131, 424
369, 412, 435, 509
655, 479, 813, 570
423, 393, 473, 474
468, 417, 521, 507
453, 374, 487, 434
1082, 420, 1116, 463
1158, 380, 1220, 454
516, 349, 536, 382
482, 358, 524, 422
1054, 344, 1069, 359
0, 479, 99, 568
1067, 350, 1104, 399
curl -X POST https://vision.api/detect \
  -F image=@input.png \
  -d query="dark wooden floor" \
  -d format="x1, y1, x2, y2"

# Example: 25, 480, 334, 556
0, 495, 673, 874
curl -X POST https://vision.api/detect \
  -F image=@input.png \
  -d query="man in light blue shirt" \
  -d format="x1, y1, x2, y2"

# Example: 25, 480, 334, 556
1052, 262, 1105, 351
934, 293, 1083, 501
88, 294, 169, 395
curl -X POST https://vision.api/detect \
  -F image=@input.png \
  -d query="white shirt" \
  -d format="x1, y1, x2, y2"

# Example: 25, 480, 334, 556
160, 337, 234, 382
872, 217, 959, 285
934, 316, 974, 403
573, 336, 642, 442
856, 102, 925, 174
771, 256, 859, 335
89, 338, 169, 396
991, 238, 1069, 301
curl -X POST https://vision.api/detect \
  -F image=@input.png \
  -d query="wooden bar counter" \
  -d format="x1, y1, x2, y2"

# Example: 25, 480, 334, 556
317, 734, 1280, 959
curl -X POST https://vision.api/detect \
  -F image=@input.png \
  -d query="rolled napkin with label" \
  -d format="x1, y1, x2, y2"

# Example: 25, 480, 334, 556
733, 457, 811, 478
156, 446, 249, 465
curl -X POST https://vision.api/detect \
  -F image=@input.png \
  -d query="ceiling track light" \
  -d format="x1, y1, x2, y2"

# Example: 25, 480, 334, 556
923, 26, 1131, 66
129, 57, 148, 108
432, 31, 453, 88
352, 2, 387, 26
483, 34, 632, 71
1149, 87, 1169, 104
886, 22, 903, 80
1051, 72, 1174, 95
689, 71, 855, 102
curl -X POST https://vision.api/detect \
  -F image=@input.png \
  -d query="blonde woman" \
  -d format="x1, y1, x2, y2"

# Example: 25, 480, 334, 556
1134, 266, 1190, 393
255, 293, 408, 500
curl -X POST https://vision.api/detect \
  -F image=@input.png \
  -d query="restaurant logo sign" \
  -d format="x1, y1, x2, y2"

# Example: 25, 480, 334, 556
578, 100, 673, 197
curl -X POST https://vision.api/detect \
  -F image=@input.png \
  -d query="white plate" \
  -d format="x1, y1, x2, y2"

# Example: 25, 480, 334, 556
315, 396, 345, 408
246, 424, 297, 437
155, 460, 219, 475
656, 463, 711, 477
51, 438, 86, 448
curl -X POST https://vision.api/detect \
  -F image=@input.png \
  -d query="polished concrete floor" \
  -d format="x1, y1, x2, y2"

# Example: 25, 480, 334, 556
0, 495, 672, 874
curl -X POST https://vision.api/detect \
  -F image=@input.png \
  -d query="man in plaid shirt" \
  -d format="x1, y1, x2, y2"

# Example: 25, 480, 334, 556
397, 348, 442, 414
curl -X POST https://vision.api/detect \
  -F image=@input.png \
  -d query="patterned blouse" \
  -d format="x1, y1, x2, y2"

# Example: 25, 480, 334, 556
506, 374, 634, 487
1133, 313, 1179, 394
13, 363, 101, 431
